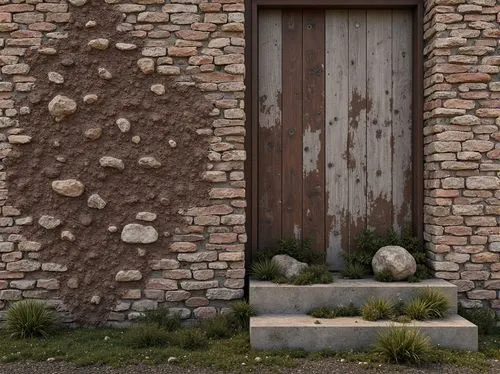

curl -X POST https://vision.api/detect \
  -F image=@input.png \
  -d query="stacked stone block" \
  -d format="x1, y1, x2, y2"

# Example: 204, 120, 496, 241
0, 0, 246, 324
423, 0, 500, 317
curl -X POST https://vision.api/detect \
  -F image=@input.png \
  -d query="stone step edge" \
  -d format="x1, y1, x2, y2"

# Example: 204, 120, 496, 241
250, 278, 458, 314
250, 314, 478, 352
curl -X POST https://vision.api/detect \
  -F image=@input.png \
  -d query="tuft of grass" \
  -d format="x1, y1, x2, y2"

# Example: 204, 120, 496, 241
361, 298, 393, 321
172, 328, 208, 350
374, 269, 394, 282
373, 326, 432, 364
309, 303, 360, 319
405, 288, 449, 321
141, 309, 181, 331
257, 238, 324, 265
202, 315, 235, 339
459, 306, 497, 335
6, 300, 58, 339
123, 324, 170, 348
230, 301, 257, 330
341, 262, 367, 279
290, 265, 333, 285
251, 259, 282, 281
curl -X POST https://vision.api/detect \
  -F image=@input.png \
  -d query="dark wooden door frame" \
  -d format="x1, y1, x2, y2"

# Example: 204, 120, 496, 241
244, 0, 424, 266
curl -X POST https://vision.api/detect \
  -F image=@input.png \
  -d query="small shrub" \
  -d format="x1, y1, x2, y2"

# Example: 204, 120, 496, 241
373, 326, 431, 364
251, 259, 282, 281
124, 324, 170, 348
341, 262, 367, 279
202, 315, 234, 339
361, 298, 393, 321
230, 301, 257, 330
459, 306, 497, 335
257, 238, 324, 265
393, 315, 412, 324
309, 303, 360, 319
173, 328, 208, 350
6, 300, 58, 339
142, 309, 181, 331
409, 288, 449, 320
291, 265, 333, 285
374, 269, 394, 282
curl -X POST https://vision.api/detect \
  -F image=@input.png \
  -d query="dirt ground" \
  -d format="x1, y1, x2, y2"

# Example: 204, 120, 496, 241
0, 359, 499, 374
6, 0, 212, 323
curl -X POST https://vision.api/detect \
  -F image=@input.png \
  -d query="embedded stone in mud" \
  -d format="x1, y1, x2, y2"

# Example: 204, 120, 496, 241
48, 95, 77, 121
51, 179, 85, 197
121, 223, 158, 244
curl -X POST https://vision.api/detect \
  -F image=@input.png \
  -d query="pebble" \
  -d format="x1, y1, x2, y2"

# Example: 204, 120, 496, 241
168, 139, 177, 148
167, 357, 177, 364
88, 38, 109, 50
151, 84, 165, 95
98, 67, 112, 80
61, 230, 75, 242
136, 212, 157, 221
116, 118, 130, 133
85, 20, 96, 28
39, 215, 61, 230
131, 135, 141, 144
90, 295, 101, 305
121, 223, 158, 244
87, 193, 106, 209
48, 95, 77, 122
69, 0, 88, 6
84, 127, 102, 140
83, 94, 98, 104
99, 156, 124, 170
138, 157, 161, 169
108, 225, 118, 233
51, 179, 85, 197
116, 43, 137, 51
48, 72, 64, 84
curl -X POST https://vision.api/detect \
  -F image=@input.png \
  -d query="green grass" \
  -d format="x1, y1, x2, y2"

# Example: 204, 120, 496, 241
5, 300, 58, 339
308, 303, 360, 319
0, 326, 498, 371
459, 306, 497, 335
290, 265, 334, 285
405, 288, 449, 320
251, 259, 282, 281
361, 298, 394, 321
373, 326, 431, 364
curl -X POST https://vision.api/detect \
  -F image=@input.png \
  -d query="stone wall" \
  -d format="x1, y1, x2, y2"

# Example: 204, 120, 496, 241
423, 0, 500, 318
0, 0, 246, 324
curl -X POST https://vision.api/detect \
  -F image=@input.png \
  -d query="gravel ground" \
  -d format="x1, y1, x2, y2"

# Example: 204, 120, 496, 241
0, 359, 498, 374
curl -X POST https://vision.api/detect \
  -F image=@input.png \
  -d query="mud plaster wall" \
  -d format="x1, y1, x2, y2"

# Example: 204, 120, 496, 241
423, 0, 500, 320
0, 0, 246, 325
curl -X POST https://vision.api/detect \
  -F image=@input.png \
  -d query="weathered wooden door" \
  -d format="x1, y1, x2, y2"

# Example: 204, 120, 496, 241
257, 9, 414, 269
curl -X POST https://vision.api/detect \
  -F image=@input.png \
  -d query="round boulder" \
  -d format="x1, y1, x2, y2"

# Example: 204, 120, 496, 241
372, 245, 416, 281
272, 254, 308, 279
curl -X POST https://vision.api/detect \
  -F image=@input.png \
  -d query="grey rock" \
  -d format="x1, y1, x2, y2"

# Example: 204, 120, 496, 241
138, 156, 161, 168
48, 95, 77, 121
48, 72, 64, 84
272, 254, 308, 279
121, 223, 158, 244
39, 215, 61, 229
51, 179, 84, 197
87, 193, 106, 209
116, 118, 130, 133
115, 270, 142, 282
99, 156, 124, 170
372, 245, 417, 281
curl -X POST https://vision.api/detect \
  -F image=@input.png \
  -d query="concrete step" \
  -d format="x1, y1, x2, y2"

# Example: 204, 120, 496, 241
250, 314, 478, 352
250, 278, 458, 315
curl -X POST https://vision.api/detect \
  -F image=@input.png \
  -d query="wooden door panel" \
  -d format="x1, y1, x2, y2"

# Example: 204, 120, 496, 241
282, 9, 303, 241
257, 10, 282, 250
256, 8, 414, 267
302, 9, 325, 254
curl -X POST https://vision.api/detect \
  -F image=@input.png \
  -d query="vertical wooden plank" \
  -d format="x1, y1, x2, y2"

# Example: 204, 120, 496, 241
392, 9, 413, 232
325, 10, 349, 269
347, 10, 367, 251
302, 9, 325, 254
258, 10, 282, 249
366, 10, 393, 234
282, 10, 303, 241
